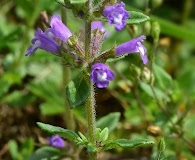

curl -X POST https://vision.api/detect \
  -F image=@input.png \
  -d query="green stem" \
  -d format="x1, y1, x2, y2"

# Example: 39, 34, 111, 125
85, 21, 92, 61
61, 7, 76, 131
85, 79, 97, 160
84, 0, 97, 159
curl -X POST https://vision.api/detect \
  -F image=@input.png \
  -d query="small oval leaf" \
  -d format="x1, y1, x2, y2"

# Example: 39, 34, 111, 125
127, 11, 150, 25
70, 0, 87, 4
102, 139, 154, 151
66, 77, 89, 108
96, 112, 121, 133
37, 122, 80, 143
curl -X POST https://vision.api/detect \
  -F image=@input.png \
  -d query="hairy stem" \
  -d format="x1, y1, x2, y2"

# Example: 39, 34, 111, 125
85, 80, 97, 160
85, 0, 97, 159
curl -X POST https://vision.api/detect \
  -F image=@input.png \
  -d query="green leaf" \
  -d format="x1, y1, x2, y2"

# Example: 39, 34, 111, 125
37, 122, 80, 143
26, 146, 61, 160
40, 102, 65, 116
8, 140, 20, 160
70, 0, 87, 4
102, 139, 154, 151
158, 137, 166, 152
21, 138, 34, 158
2, 91, 35, 108
96, 112, 120, 133
126, 11, 150, 25
139, 82, 170, 101
151, 15, 195, 44
66, 77, 89, 108
78, 131, 88, 142
106, 54, 127, 63
153, 64, 172, 90
99, 127, 109, 142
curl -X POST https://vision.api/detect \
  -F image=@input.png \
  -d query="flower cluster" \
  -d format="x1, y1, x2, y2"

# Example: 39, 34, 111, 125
26, 1, 148, 89
26, 14, 72, 56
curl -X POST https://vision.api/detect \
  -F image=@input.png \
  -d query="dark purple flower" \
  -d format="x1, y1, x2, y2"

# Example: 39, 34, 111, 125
49, 14, 72, 43
90, 63, 115, 88
116, 35, 148, 64
48, 135, 65, 148
91, 21, 109, 38
102, 2, 130, 31
26, 28, 60, 56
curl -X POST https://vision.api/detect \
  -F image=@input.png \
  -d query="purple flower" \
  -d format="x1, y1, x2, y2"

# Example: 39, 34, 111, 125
116, 35, 148, 64
49, 14, 72, 43
102, 2, 130, 31
90, 63, 115, 88
26, 28, 60, 56
91, 21, 109, 38
48, 135, 65, 148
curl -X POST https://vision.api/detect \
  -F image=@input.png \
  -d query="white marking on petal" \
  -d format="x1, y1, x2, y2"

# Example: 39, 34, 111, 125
47, 32, 55, 39
112, 13, 123, 25
137, 42, 145, 56
31, 40, 41, 51
97, 72, 107, 82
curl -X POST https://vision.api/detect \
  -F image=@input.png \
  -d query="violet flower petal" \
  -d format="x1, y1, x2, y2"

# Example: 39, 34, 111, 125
116, 35, 148, 64
103, 2, 130, 31
91, 21, 109, 38
90, 63, 115, 88
48, 135, 65, 148
50, 14, 72, 43
26, 28, 60, 56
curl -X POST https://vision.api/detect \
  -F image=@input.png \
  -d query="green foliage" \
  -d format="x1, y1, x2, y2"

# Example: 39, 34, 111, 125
102, 139, 154, 151
70, 0, 87, 4
37, 122, 80, 143
66, 76, 89, 108
96, 112, 120, 132
27, 146, 62, 160
96, 127, 109, 142
9, 138, 34, 160
153, 64, 173, 91
126, 11, 150, 25
158, 137, 166, 152
139, 81, 170, 101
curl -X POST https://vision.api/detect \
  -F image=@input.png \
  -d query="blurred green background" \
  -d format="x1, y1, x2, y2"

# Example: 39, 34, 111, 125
0, 0, 195, 159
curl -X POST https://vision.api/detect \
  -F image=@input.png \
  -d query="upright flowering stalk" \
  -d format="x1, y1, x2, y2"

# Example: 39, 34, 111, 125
26, 14, 72, 56
90, 63, 115, 88
103, 2, 130, 31
116, 35, 148, 64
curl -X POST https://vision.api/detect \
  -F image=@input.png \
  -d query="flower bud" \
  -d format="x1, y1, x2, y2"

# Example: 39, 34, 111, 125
130, 64, 141, 78
143, 21, 151, 36
142, 67, 154, 84
151, 21, 160, 44
157, 137, 166, 152
151, 0, 163, 9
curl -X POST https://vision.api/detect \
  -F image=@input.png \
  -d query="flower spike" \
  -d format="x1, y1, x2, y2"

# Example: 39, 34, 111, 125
116, 35, 148, 64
